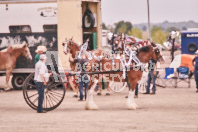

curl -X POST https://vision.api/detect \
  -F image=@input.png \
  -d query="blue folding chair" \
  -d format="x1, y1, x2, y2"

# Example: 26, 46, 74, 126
156, 68, 175, 88
175, 67, 190, 88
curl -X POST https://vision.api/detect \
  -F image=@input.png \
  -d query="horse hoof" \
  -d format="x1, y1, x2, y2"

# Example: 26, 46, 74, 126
106, 93, 110, 96
85, 103, 99, 110
97, 93, 101, 96
4, 87, 11, 91
126, 103, 137, 110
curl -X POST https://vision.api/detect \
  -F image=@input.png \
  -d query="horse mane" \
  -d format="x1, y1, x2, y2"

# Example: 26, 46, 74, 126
139, 46, 150, 52
72, 41, 80, 50
0, 44, 26, 52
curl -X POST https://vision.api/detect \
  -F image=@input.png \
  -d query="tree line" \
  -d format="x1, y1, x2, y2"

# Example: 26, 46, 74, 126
102, 21, 181, 44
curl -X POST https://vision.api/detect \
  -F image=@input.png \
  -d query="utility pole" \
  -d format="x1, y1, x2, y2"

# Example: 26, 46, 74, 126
147, 0, 151, 40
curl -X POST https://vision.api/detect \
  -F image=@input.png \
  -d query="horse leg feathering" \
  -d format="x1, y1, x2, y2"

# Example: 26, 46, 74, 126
5, 69, 12, 91
85, 79, 99, 110
126, 90, 138, 110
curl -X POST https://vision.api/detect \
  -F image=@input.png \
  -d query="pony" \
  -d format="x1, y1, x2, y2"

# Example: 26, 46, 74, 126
84, 43, 165, 110
0, 43, 32, 90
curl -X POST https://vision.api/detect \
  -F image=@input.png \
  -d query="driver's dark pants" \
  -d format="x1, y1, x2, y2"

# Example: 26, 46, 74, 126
135, 84, 138, 96
194, 70, 198, 89
146, 71, 156, 93
78, 75, 89, 100
36, 82, 45, 112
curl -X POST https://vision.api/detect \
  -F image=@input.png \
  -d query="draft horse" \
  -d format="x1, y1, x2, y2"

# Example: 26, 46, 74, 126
0, 43, 32, 90
62, 37, 111, 96
85, 43, 165, 110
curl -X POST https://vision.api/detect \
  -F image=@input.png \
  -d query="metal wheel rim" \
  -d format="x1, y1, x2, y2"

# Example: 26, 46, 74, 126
23, 72, 66, 111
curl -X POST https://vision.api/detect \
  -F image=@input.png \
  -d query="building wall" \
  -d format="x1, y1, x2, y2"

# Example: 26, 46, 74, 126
58, 0, 102, 70
57, 0, 82, 70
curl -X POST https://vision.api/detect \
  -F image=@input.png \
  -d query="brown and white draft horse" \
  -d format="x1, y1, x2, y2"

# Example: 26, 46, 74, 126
62, 37, 111, 96
85, 43, 165, 110
0, 43, 32, 90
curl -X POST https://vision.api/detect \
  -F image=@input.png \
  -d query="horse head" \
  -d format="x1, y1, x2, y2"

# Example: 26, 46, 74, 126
22, 43, 32, 61
62, 37, 80, 56
62, 37, 73, 55
151, 42, 165, 63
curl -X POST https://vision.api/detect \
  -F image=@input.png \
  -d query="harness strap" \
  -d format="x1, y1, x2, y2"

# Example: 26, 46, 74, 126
78, 41, 88, 58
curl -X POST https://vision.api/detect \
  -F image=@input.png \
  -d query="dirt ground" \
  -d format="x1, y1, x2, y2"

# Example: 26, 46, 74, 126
0, 51, 198, 132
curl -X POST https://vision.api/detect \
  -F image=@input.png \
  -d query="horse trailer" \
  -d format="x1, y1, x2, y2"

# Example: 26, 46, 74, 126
181, 30, 198, 54
0, 0, 102, 89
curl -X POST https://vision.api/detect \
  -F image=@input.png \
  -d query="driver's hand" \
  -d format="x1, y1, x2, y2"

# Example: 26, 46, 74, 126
44, 82, 47, 85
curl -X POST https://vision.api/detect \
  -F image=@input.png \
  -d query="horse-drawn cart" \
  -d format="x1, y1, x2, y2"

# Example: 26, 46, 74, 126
23, 72, 66, 111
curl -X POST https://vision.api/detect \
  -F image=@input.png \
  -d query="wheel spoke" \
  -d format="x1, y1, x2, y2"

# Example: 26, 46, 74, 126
48, 93, 59, 104
46, 94, 52, 108
48, 83, 61, 89
48, 90, 63, 98
47, 93, 55, 106
26, 83, 36, 88
48, 92, 60, 103
48, 91, 63, 99
32, 96, 38, 104
28, 93, 38, 99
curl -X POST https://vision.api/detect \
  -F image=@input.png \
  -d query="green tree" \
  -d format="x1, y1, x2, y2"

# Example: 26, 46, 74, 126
128, 28, 143, 39
151, 26, 162, 36
166, 27, 180, 32
114, 21, 132, 34
152, 30, 166, 44
102, 22, 108, 30
151, 26, 166, 44
118, 24, 127, 34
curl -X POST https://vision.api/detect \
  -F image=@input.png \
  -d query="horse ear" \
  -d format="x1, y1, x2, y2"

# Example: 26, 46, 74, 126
23, 43, 27, 48
65, 38, 67, 41
71, 37, 73, 40
151, 41, 156, 47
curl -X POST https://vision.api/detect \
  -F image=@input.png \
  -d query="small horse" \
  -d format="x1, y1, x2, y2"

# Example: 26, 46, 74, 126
62, 37, 112, 96
0, 43, 32, 90
85, 43, 165, 110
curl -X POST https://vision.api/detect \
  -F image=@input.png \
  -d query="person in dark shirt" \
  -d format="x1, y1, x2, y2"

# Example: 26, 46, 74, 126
192, 50, 198, 93
144, 59, 157, 94
69, 52, 89, 101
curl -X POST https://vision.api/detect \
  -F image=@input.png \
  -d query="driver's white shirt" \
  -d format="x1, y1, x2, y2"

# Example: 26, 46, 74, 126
34, 60, 49, 82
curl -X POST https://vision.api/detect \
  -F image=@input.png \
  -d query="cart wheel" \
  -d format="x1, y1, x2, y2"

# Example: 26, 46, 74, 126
23, 72, 66, 111
109, 81, 127, 93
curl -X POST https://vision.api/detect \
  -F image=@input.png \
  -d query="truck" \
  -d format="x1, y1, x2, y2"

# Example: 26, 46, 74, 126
0, 0, 102, 90
0, 0, 58, 89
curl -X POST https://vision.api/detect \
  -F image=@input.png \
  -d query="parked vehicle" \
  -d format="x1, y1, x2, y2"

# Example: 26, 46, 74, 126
0, 1, 58, 89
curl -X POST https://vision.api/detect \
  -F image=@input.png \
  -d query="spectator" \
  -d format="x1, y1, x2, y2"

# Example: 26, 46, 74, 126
134, 84, 138, 98
192, 50, 198, 93
69, 52, 89, 101
34, 54, 52, 113
144, 59, 157, 94
35, 46, 47, 64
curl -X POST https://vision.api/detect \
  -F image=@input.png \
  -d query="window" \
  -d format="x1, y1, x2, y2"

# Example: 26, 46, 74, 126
9, 25, 31, 33
43, 25, 57, 32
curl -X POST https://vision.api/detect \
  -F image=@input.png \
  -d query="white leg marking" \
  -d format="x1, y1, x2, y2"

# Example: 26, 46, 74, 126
126, 90, 138, 110
85, 79, 99, 110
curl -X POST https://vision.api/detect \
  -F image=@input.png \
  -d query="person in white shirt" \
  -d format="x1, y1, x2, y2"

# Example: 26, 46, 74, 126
34, 54, 52, 113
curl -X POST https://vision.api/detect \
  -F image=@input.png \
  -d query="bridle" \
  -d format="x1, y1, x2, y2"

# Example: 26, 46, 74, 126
64, 39, 73, 53
152, 46, 163, 61
23, 46, 32, 60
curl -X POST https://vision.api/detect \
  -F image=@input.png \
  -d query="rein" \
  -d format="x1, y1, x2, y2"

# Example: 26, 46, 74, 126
66, 64, 145, 77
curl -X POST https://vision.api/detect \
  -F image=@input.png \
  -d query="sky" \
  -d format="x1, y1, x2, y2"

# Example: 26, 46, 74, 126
101, 0, 198, 25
